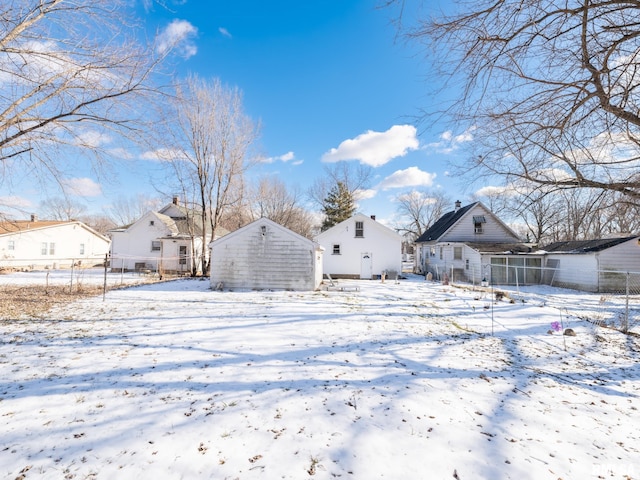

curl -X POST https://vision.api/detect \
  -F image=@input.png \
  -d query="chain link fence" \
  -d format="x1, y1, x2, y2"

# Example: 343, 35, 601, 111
439, 263, 640, 334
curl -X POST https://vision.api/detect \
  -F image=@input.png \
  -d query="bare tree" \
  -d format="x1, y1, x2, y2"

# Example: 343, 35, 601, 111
249, 176, 315, 238
0, 0, 171, 194
393, 189, 450, 239
39, 197, 87, 221
161, 75, 259, 274
108, 194, 163, 227
395, 0, 640, 201
308, 162, 373, 211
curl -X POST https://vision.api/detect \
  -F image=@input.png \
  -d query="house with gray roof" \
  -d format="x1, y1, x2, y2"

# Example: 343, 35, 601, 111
414, 201, 542, 285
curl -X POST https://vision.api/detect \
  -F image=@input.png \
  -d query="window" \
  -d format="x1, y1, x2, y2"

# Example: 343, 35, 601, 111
332, 244, 341, 255
355, 221, 364, 238
49, 243, 55, 255
473, 215, 486, 234
41, 242, 48, 255
7, 240, 14, 251
439, 247, 443, 260
179, 245, 187, 265
151, 241, 161, 251
79, 243, 85, 255
149, 220, 155, 226
42, 242, 55, 255
430, 247, 436, 257
453, 246, 462, 260
465, 259, 470, 270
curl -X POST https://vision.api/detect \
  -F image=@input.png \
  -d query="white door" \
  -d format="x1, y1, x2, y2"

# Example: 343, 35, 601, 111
360, 252, 372, 279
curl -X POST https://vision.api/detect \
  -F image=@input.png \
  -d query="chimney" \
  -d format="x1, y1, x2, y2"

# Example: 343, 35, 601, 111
172, 195, 179, 206
370, 215, 376, 221
454, 200, 461, 211
30, 214, 37, 222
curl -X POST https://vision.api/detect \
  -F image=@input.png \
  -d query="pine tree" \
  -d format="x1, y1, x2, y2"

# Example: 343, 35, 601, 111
321, 181, 356, 231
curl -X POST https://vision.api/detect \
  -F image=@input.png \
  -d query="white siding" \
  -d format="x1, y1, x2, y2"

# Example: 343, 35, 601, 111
441, 204, 520, 243
210, 219, 322, 291
316, 214, 402, 278
0, 223, 110, 269
545, 254, 599, 291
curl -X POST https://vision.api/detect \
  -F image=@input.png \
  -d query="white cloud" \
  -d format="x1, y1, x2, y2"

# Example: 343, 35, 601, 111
74, 130, 112, 148
62, 178, 102, 197
322, 125, 419, 167
354, 189, 377, 201
0, 195, 32, 209
261, 151, 301, 165
156, 19, 198, 59
474, 185, 518, 198
140, 148, 187, 162
377, 166, 437, 191
427, 126, 476, 154
219, 27, 232, 39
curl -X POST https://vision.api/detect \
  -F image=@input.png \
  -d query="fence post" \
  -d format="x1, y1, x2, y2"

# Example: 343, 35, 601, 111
103, 253, 108, 301
624, 272, 630, 333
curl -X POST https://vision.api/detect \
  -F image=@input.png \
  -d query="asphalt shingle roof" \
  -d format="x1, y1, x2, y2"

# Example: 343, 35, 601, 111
415, 202, 478, 243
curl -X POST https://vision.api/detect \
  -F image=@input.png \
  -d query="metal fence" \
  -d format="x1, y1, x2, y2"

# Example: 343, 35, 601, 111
436, 263, 640, 334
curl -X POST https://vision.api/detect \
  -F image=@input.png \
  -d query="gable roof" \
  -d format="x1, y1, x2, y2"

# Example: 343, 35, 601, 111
415, 202, 478, 243
316, 213, 402, 242
211, 217, 321, 250
541, 236, 639, 253
0, 219, 109, 242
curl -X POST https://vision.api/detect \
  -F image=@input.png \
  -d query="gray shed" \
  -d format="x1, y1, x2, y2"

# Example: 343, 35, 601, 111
209, 217, 324, 291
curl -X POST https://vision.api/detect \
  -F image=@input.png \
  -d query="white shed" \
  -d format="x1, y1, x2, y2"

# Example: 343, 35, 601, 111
315, 214, 403, 279
210, 217, 324, 291
542, 236, 640, 292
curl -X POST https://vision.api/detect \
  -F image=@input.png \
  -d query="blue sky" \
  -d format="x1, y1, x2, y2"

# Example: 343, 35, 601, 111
8, 0, 479, 225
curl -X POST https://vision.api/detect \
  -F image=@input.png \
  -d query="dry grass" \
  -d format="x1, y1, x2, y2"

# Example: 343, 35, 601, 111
0, 284, 107, 320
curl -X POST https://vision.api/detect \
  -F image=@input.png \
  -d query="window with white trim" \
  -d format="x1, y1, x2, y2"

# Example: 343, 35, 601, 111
453, 246, 462, 260
332, 244, 341, 254
151, 241, 161, 251
355, 221, 364, 238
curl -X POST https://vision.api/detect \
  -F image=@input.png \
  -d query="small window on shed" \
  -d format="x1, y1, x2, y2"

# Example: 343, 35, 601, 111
149, 220, 155, 226
454, 246, 462, 260
332, 244, 341, 255
8, 240, 15, 251
79, 243, 85, 255
151, 241, 161, 252
355, 221, 364, 238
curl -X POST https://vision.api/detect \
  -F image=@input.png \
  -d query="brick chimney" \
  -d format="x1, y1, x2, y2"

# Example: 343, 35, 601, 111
370, 215, 376, 221
454, 200, 461, 211
172, 196, 179, 206
30, 214, 38, 222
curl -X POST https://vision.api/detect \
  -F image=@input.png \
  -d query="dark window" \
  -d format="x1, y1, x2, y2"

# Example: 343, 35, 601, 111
151, 241, 161, 251
333, 244, 341, 254
355, 221, 364, 238
473, 215, 486, 234
179, 245, 187, 264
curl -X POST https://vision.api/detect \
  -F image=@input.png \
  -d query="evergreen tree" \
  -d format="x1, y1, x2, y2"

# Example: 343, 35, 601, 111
321, 181, 356, 231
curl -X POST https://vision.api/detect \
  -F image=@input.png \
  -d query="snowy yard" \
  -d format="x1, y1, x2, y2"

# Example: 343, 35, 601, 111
1, 274, 639, 479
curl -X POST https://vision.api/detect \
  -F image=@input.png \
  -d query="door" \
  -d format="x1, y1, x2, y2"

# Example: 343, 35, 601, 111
360, 252, 372, 279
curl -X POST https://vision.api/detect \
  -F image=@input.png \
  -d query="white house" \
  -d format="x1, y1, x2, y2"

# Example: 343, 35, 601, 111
315, 213, 403, 279
210, 217, 324, 291
0, 216, 110, 270
414, 201, 540, 284
109, 197, 222, 275
541, 236, 640, 292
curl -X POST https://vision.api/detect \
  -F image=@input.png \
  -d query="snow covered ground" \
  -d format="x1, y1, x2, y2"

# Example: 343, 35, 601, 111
1, 274, 639, 479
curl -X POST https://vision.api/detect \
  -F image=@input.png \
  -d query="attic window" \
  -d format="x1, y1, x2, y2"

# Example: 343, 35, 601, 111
333, 244, 341, 255
149, 220, 155, 226
473, 215, 486, 234
355, 221, 364, 238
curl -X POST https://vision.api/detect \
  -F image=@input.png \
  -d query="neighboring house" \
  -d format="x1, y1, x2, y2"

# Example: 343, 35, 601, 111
540, 236, 640, 292
210, 217, 323, 291
414, 201, 541, 284
0, 215, 110, 270
315, 213, 403, 279
109, 197, 222, 275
